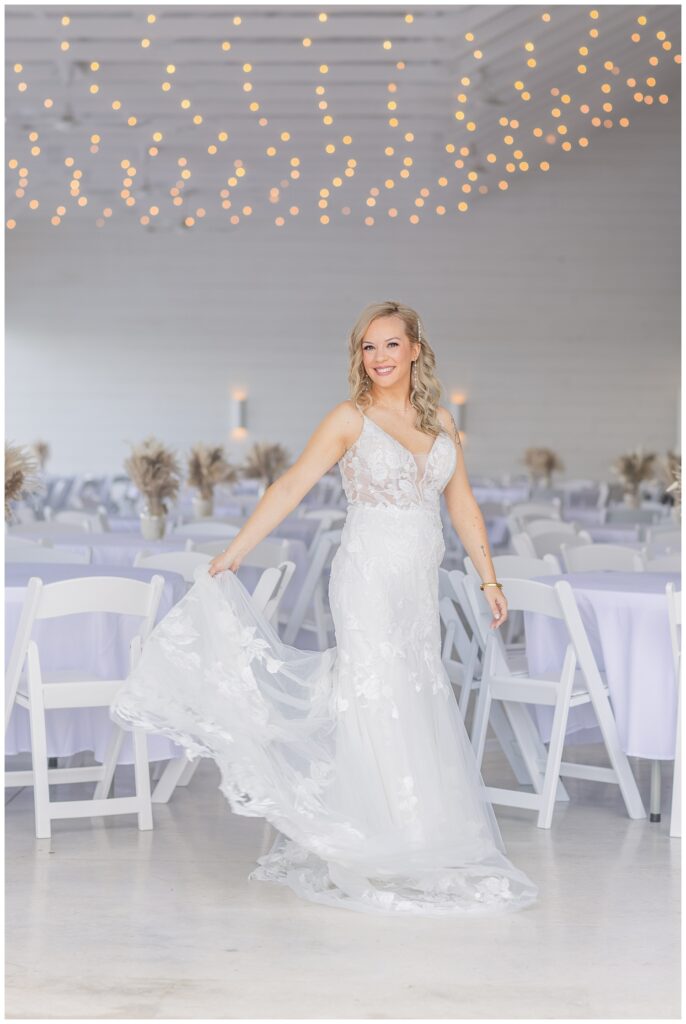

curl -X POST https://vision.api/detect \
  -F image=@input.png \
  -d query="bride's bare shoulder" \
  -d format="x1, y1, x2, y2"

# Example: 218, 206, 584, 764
323, 400, 364, 447
435, 406, 452, 430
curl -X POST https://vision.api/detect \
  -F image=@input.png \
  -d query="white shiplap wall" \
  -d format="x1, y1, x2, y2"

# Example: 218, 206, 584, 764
6, 102, 680, 479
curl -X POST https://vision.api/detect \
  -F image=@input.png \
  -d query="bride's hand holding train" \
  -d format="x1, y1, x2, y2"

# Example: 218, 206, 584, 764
208, 541, 244, 576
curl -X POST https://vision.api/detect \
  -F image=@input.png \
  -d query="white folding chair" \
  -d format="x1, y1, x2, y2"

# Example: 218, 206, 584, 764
666, 582, 682, 838
171, 520, 241, 538
528, 529, 593, 561
560, 542, 645, 573
510, 499, 562, 518
438, 569, 481, 718
525, 519, 579, 539
187, 536, 290, 588
510, 531, 537, 560
151, 560, 295, 803
299, 508, 347, 553
464, 551, 560, 650
508, 500, 562, 531
643, 553, 681, 572
605, 506, 660, 526
643, 529, 681, 556
281, 529, 341, 648
443, 559, 545, 704
44, 475, 77, 513
647, 522, 682, 541
5, 574, 165, 838
179, 513, 245, 529
49, 509, 107, 532
457, 558, 574, 802
298, 476, 340, 509
464, 553, 562, 581
11, 505, 39, 524
466, 575, 646, 828
134, 549, 212, 584
558, 480, 604, 512
596, 481, 610, 510
439, 505, 466, 568
250, 559, 296, 625
477, 500, 510, 535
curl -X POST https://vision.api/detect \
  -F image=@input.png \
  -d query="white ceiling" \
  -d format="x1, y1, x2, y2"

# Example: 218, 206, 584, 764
5, 3, 681, 230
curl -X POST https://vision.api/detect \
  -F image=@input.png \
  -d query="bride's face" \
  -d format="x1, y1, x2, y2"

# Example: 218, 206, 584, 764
361, 315, 420, 390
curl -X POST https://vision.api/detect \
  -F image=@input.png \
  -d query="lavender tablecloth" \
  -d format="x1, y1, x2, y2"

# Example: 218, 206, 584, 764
9, 526, 311, 613
106, 513, 319, 548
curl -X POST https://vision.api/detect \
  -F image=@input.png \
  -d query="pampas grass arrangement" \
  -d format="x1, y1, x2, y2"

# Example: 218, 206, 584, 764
664, 451, 681, 509
611, 448, 656, 506
522, 447, 564, 487
5, 442, 43, 522
124, 436, 181, 516
187, 444, 238, 500
242, 442, 291, 487
32, 439, 51, 471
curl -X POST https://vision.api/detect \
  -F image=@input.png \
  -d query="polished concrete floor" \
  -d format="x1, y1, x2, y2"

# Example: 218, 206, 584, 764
5, 742, 680, 1020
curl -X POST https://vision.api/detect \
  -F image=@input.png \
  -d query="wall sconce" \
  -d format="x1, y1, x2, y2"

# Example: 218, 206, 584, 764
449, 390, 467, 435
230, 389, 247, 439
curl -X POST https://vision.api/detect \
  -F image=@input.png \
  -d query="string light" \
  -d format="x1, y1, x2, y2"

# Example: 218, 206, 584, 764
3, 9, 676, 230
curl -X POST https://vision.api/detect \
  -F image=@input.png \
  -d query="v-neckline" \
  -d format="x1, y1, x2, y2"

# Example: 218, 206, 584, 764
363, 412, 439, 462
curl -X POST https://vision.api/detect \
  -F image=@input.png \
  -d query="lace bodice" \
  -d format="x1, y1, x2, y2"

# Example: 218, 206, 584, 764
338, 411, 457, 511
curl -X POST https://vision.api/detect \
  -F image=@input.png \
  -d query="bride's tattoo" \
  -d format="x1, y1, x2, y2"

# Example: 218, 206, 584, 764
480, 544, 487, 560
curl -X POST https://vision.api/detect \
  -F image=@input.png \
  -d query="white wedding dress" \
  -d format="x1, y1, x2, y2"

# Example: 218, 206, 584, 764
110, 409, 539, 917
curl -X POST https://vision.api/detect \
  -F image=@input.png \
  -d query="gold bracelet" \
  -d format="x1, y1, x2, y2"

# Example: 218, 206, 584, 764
479, 581, 503, 591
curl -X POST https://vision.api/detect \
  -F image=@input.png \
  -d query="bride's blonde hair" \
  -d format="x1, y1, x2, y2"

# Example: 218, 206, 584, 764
348, 300, 445, 436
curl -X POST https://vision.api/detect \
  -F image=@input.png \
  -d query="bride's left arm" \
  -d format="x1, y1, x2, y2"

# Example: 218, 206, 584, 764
437, 406, 506, 629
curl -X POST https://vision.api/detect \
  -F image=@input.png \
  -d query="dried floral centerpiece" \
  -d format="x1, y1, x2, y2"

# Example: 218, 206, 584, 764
32, 440, 51, 472
241, 442, 291, 494
522, 447, 564, 489
187, 443, 238, 518
611, 448, 656, 508
5, 442, 44, 523
124, 436, 181, 539
663, 450, 681, 521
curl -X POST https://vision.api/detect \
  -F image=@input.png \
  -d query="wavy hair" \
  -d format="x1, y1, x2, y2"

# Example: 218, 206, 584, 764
347, 300, 445, 437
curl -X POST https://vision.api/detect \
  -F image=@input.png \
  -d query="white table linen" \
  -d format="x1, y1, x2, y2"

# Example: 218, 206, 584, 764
583, 525, 643, 545
523, 571, 680, 759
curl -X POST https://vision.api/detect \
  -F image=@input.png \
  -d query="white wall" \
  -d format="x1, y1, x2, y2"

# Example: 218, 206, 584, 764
6, 101, 680, 479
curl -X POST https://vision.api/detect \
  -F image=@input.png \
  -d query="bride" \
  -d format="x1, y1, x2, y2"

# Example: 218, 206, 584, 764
111, 300, 539, 917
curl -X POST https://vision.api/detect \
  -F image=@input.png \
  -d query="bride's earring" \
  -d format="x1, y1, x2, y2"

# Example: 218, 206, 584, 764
411, 360, 418, 391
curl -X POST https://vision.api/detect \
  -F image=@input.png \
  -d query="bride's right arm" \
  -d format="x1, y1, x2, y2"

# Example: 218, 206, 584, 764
208, 401, 359, 575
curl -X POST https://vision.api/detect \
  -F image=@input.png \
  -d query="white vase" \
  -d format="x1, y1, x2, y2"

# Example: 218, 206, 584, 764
192, 495, 214, 519
140, 511, 166, 540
